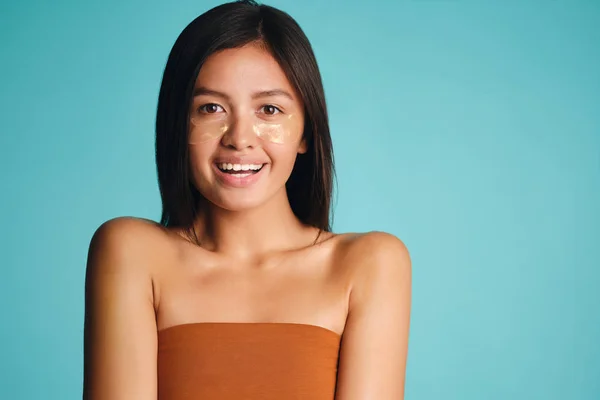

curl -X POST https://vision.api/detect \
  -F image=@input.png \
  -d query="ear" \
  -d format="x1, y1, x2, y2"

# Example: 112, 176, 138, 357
297, 136, 308, 154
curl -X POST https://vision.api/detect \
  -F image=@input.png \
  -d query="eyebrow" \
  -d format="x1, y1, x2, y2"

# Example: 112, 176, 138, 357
252, 89, 294, 101
193, 86, 294, 101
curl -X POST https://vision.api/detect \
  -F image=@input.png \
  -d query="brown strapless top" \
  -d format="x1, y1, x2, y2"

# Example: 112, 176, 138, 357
157, 322, 342, 400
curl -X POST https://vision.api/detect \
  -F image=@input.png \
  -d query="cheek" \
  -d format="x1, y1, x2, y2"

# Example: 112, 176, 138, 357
188, 143, 216, 178
255, 113, 304, 146
189, 118, 228, 144
266, 144, 301, 173
264, 121, 305, 173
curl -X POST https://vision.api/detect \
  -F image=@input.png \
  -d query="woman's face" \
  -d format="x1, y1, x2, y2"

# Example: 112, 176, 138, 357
188, 43, 306, 212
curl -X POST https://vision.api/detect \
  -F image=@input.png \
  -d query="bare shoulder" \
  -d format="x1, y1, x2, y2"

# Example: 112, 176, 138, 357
332, 231, 412, 399
83, 216, 170, 398
333, 231, 411, 282
87, 216, 173, 274
337, 231, 409, 257
85, 216, 178, 309
89, 216, 168, 250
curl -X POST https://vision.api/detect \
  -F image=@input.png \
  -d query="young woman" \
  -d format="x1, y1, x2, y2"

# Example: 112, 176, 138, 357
83, 1, 411, 399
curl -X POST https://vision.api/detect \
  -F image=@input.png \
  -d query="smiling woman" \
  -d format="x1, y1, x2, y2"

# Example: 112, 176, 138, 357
82, 1, 411, 400
186, 44, 307, 208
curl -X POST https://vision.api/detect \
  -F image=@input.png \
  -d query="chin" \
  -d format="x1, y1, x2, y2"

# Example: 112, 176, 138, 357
192, 168, 288, 212
205, 191, 269, 212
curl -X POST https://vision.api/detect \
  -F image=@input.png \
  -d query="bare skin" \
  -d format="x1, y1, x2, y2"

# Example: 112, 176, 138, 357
83, 43, 411, 400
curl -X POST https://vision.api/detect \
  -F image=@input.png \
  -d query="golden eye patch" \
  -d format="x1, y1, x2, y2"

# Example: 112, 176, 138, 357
189, 110, 298, 145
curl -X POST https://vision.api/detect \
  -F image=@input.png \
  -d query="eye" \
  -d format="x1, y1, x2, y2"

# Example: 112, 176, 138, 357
261, 105, 282, 115
198, 103, 224, 114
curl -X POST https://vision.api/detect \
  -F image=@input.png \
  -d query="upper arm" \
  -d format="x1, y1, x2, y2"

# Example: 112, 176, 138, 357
335, 232, 412, 400
83, 218, 158, 400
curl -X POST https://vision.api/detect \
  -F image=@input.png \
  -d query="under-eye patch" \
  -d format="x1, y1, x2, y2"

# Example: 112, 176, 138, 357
189, 110, 298, 145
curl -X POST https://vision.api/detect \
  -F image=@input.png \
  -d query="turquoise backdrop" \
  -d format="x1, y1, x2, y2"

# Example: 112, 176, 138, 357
1, 0, 599, 398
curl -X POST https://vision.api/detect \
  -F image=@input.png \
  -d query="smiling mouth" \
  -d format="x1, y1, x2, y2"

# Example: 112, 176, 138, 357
216, 162, 265, 175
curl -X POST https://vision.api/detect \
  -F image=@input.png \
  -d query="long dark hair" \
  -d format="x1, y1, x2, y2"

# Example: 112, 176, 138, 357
155, 0, 334, 242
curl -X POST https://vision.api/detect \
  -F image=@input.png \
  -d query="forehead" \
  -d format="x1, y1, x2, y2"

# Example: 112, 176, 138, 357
194, 44, 296, 95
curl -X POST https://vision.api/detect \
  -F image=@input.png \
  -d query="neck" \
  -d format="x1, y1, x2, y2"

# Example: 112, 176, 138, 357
192, 189, 315, 259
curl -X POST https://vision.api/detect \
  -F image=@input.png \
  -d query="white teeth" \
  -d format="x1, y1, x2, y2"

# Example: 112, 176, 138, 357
218, 163, 264, 172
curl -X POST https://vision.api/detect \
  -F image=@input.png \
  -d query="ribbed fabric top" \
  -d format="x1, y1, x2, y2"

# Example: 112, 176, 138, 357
158, 322, 342, 400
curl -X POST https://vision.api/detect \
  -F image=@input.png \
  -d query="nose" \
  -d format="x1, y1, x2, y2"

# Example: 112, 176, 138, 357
220, 111, 257, 150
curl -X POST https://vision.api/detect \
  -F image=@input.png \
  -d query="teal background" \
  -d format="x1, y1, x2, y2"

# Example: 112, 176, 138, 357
1, 0, 599, 398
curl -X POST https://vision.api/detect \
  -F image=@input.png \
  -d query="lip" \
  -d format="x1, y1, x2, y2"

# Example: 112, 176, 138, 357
213, 162, 268, 188
213, 156, 268, 165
